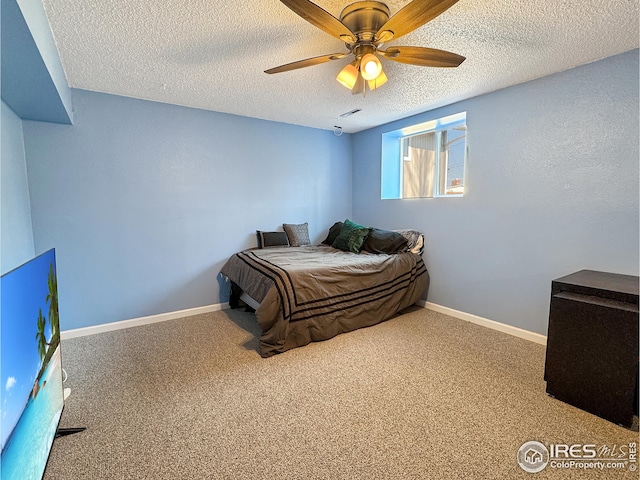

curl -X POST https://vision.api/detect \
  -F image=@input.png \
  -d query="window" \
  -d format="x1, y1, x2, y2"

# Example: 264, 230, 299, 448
381, 112, 467, 199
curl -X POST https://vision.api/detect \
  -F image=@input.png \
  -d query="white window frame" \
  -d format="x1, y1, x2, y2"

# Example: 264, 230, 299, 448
381, 112, 467, 199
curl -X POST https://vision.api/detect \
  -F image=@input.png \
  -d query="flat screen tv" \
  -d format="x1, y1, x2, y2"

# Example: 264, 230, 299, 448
1, 249, 64, 479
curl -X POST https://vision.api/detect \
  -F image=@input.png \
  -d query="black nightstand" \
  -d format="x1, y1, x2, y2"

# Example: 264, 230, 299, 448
544, 270, 639, 427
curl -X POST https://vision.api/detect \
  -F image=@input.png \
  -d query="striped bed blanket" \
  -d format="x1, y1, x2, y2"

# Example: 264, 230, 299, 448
220, 245, 429, 357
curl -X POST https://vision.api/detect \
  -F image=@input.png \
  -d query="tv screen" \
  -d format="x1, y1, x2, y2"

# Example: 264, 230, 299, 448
1, 249, 64, 480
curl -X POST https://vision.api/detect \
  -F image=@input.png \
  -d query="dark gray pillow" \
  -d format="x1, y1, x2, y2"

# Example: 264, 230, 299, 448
362, 228, 409, 254
322, 222, 344, 245
256, 231, 289, 249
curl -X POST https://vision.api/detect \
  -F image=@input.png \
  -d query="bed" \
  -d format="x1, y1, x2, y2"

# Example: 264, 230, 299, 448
220, 223, 429, 357
221, 219, 429, 357
221, 246, 428, 357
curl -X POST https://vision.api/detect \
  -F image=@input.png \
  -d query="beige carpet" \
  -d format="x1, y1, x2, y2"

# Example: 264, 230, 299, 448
45, 307, 638, 479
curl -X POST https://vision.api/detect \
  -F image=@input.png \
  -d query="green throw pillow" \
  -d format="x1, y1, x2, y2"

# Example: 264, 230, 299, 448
332, 219, 370, 253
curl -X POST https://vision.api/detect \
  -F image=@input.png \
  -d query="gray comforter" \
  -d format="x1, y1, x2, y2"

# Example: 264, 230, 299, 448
220, 245, 429, 357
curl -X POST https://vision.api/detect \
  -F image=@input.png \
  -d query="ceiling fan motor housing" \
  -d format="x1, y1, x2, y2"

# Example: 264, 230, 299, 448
339, 1, 390, 43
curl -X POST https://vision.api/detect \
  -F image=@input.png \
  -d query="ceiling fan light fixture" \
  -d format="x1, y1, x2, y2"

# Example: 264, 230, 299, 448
336, 62, 359, 90
360, 53, 382, 80
368, 69, 387, 90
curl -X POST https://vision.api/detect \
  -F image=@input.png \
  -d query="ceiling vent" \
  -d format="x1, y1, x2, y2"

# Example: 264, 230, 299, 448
339, 108, 361, 118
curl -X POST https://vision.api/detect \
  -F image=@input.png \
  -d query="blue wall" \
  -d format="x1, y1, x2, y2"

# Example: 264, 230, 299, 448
352, 49, 639, 336
6, 0, 638, 337
1, 0, 73, 123
22, 89, 353, 330
1, 100, 35, 273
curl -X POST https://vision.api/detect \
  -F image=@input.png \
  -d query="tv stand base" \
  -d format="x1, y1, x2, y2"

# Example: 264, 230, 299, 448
56, 427, 86, 438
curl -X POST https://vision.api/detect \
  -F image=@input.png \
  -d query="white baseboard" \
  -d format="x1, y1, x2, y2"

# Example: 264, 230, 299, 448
420, 301, 547, 346
61, 303, 228, 340
61, 300, 546, 346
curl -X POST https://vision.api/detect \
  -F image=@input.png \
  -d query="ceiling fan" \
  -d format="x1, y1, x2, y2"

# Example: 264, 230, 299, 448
265, 0, 466, 94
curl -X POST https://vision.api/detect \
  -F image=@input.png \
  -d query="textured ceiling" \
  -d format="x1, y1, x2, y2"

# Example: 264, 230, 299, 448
41, 0, 638, 133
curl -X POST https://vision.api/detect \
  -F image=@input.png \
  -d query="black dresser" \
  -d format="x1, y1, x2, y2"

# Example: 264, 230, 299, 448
544, 270, 639, 427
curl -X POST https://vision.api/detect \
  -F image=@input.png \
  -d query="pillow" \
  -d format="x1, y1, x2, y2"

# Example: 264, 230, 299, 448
362, 228, 409, 254
256, 231, 289, 249
332, 219, 370, 253
321, 221, 344, 245
394, 229, 425, 255
283, 222, 311, 247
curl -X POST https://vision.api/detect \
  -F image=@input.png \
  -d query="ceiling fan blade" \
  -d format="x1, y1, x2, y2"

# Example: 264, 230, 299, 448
380, 46, 465, 67
265, 53, 347, 74
280, 0, 356, 43
375, 0, 460, 42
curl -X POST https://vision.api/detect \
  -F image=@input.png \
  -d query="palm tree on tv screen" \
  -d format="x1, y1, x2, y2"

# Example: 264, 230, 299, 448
35, 308, 47, 362
46, 263, 59, 338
